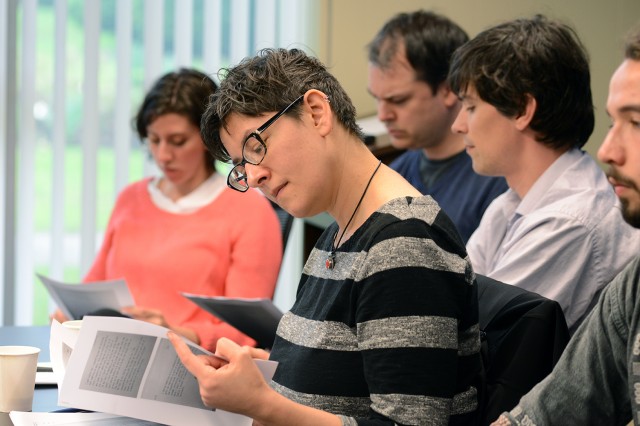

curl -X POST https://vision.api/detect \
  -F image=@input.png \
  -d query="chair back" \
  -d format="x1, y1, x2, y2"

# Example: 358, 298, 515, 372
269, 200, 294, 252
476, 274, 570, 425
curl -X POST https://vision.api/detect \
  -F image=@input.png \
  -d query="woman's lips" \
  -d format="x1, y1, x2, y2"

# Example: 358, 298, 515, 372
272, 183, 287, 200
163, 168, 180, 178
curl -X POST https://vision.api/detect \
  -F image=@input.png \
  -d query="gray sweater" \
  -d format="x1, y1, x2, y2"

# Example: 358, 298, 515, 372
501, 256, 640, 425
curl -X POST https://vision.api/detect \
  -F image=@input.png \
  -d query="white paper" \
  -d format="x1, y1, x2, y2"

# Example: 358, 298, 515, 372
49, 320, 81, 386
37, 274, 134, 320
10, 411, 162, 425
182, 293, 283, 348
59, 316, 278, 426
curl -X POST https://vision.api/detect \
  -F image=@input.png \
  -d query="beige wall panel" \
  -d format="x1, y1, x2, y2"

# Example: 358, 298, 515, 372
319, 0, 640, 158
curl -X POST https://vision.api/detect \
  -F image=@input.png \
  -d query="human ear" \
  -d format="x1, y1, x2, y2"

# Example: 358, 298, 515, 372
438, 83, 459, 108
304, 89, 333, 137
515, 94, 537, 131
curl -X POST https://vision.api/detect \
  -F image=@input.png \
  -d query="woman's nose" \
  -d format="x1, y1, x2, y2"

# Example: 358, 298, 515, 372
154, 141, 173, 162
244, 163, 269, 188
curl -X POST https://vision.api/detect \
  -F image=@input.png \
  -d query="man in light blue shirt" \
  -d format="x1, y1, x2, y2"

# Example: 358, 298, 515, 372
449, 15, 640, 332
493, 26, 640, 426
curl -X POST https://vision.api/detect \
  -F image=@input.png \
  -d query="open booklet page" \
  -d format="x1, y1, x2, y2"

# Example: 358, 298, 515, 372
37, 274, 134, 320
182, 293, 283, 348
59, 316, 278, 426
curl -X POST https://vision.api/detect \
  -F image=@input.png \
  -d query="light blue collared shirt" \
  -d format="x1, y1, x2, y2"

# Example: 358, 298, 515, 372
467, 148, 640, 332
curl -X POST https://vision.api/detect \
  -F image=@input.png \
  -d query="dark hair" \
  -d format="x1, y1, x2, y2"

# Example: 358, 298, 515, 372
201, 48, 364, 163
449, 15, 594, 150
368, 10, 469, 93
135, 68, 218, 169
625, 27, 640, 60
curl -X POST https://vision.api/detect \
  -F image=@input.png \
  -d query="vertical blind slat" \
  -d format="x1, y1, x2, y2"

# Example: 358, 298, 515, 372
51, 0, 67, 281
142, 0, 164, 178
203, 0, 222, 79
0, 1, 6, 323
80, 2, 100, 276
255, 0, 277, 51
0, 0, 18, 325
174, 0, 193, 67
278, 0, 303, 50
230, 0, 250, 66
114, 0, 133, 194
16, 0, 38, 325
143, 0, 164, 93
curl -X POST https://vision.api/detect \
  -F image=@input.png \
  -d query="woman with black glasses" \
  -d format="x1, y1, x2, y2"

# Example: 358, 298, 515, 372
169, 49, 482, 425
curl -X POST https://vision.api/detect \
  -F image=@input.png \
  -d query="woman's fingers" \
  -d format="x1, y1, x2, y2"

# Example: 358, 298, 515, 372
168, 331, 207, 376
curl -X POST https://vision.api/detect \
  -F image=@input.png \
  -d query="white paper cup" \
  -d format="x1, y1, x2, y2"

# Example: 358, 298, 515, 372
0, 346, 40, 412
62, 320, 83, 334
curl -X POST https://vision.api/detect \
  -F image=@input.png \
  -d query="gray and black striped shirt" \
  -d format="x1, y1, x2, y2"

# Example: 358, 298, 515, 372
269, 196, 482, 426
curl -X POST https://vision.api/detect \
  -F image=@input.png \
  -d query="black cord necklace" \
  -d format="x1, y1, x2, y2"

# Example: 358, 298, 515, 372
326, 160, 382, 270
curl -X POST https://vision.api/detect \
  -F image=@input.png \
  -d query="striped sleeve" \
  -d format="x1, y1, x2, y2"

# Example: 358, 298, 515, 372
351, 211, 480, 425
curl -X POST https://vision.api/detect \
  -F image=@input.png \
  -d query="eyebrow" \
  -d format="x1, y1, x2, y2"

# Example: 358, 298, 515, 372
226, 150, 242, 166
368, 88, 411, 101
607, 105, 640, 116
620, 105, 640, 114
240, 128, 254, 141
147, 131, 189, 139
220, 131, 245, 165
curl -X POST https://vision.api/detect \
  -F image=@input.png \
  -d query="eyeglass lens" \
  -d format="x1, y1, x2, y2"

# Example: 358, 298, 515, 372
228, 165, 248, 191
242, 135, 267, 165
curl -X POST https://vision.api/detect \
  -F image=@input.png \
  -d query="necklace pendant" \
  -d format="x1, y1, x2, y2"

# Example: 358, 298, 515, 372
326, 253, 335, 270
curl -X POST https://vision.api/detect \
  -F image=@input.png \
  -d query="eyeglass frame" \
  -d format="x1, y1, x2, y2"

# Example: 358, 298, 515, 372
226, 94, 305, 192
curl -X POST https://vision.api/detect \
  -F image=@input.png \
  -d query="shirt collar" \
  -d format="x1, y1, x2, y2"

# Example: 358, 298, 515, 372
148, 172, 226, 214
515, 148, 584, 217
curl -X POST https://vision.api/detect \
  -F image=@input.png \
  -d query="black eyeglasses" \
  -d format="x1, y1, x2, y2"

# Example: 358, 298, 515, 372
227, 95, 305, 192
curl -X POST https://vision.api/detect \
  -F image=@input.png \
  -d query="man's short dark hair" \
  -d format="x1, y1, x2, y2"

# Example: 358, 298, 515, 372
625, 27, 640, 60
449, 15, 595, 151
368, 10, 469, 93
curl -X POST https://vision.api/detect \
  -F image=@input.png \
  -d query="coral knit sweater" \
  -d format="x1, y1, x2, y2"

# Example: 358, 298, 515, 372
84, 178, 283, 351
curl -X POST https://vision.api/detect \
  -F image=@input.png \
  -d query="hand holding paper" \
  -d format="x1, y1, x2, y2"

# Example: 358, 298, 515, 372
168, 334, 277, 419
59, 316, 278, 426
121, 306, 169, 328
37, 274, 134, 320
126, 306, 200, 344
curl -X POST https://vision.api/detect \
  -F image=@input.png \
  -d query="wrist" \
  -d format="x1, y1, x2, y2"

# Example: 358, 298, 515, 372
249, 386, 282, 424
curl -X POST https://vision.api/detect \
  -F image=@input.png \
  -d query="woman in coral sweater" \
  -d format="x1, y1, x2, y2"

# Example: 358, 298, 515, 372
53, 69, 283, 351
